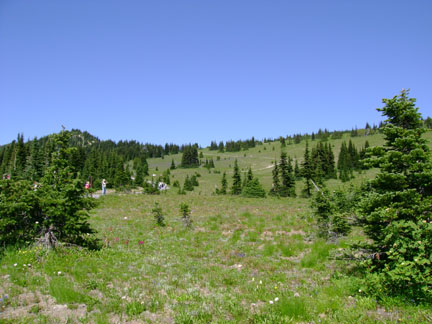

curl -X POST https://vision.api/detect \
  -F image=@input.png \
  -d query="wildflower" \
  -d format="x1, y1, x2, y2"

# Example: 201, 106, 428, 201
269, 300, 274, 304
259, 280, 262, 284
35, 221, 39, 224
121, 296, 126, 300
124, 217, 128, 220
138, 241, 144, 245
274, 286, 278, 289
125, 240, 129, 245
252, 277, 255, 282
115, 237, 120, 242
13, 263, 17, 267
274, 297, 279, 302
57, 271, 62, 275
358, 289, 362, 293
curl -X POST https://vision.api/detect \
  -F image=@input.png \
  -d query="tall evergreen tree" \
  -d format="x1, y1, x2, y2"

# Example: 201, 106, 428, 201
301, 142, 313, 197
170, 158, 176, 170
269, 161, 280, 196
279, 152, 296, 197
230, 159, 242, 195
217, 172, 228, 194
358, 90, 432, 301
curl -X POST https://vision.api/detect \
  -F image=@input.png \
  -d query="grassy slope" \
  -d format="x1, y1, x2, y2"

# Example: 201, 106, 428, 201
1, 131, 432, 323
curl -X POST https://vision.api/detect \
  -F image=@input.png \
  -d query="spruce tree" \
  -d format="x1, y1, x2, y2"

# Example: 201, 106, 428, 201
279, 152, 296, 197
358, 90, 432, 301
38, 130, 98, 248
301, 142, 313, 197
269, 160, 280, 196
230, 159, 242, 195
170, 158, 176, 170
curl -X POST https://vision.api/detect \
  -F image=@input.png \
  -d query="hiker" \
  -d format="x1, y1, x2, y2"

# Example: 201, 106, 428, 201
102, 179, 107, 195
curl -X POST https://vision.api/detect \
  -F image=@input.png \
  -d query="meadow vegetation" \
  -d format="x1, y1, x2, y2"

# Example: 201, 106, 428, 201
1, 92, 432, 323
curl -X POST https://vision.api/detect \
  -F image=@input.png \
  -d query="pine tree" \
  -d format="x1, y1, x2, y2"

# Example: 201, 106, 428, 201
218, 141, 225, 153
230, 159, 242, 195
294, 159, 301, 179
38, 130, 98, 248
279, 152, 296, 197
269, 161, 280, 196
358, 90, 432, 301
301, 142, 313, 197
242, 178, 266, 198
216, 172, 228, 195
181, 145, 199, 168
15, 133, 27, 178
183, 175, 194, 191
134, 165, 145, 187
170, 158, 176, 170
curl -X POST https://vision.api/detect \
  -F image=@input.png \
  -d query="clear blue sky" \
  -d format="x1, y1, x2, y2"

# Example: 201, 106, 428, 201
1, 0, 431, 146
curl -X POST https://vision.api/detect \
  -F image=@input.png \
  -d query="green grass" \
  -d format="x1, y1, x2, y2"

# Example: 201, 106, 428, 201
1, 131, 432, 323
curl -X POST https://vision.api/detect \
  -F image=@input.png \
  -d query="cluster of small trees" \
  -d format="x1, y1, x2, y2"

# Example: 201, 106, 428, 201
337, 140, 369, 181
269, 152, 296, 197
215, 160, 266, 197
180, 145, 199, 168
0, 129, 149, 190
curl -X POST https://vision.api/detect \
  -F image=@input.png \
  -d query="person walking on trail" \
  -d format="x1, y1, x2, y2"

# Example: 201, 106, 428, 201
102, 179, 107, 195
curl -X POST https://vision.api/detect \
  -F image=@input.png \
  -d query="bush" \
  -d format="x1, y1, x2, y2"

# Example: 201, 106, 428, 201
180, 203, 192, 228
311, 190, 351, 239
151, 202, 165, 227
242, 178, 266, 198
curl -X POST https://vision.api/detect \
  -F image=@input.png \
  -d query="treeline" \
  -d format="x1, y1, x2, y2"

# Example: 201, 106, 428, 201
0, 130, 151, 189
209, 137, 258, 152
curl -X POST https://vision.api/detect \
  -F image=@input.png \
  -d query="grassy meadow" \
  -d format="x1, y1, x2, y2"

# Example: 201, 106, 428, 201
1, 131, 432, 323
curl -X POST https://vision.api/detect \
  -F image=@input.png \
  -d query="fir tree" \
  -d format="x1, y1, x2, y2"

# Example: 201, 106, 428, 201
358, 90, 432, 301
279, 152, 296, 197
38, 130, 98, 248
219, 172, 227, 194
301, 142, 313, 197
170, 158, 176, 170
269, 161, 280, 196
230, 159, 242, 195
242, 178, 266, 198
181, 145, 199, 168
294, 159, 301, 179
134, 165, 145, 187
183, 175, 194, 191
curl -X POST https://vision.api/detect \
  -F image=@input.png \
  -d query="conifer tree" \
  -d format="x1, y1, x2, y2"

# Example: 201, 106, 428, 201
134, 165, 145, 187
38, 130, 98, 248
358, 90, 432, 301
216, 172, 228, 195
279, 152, 296, 197
301, 142, 313, 197
218, 141, 225, 153
183, 175, 194, 191
15, 133, 27, 178
170, 158, 176, 170
230, 159, 242, 195
294, 159, 301, 179
209, 158, 215, 168
269, 161, 280, 196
